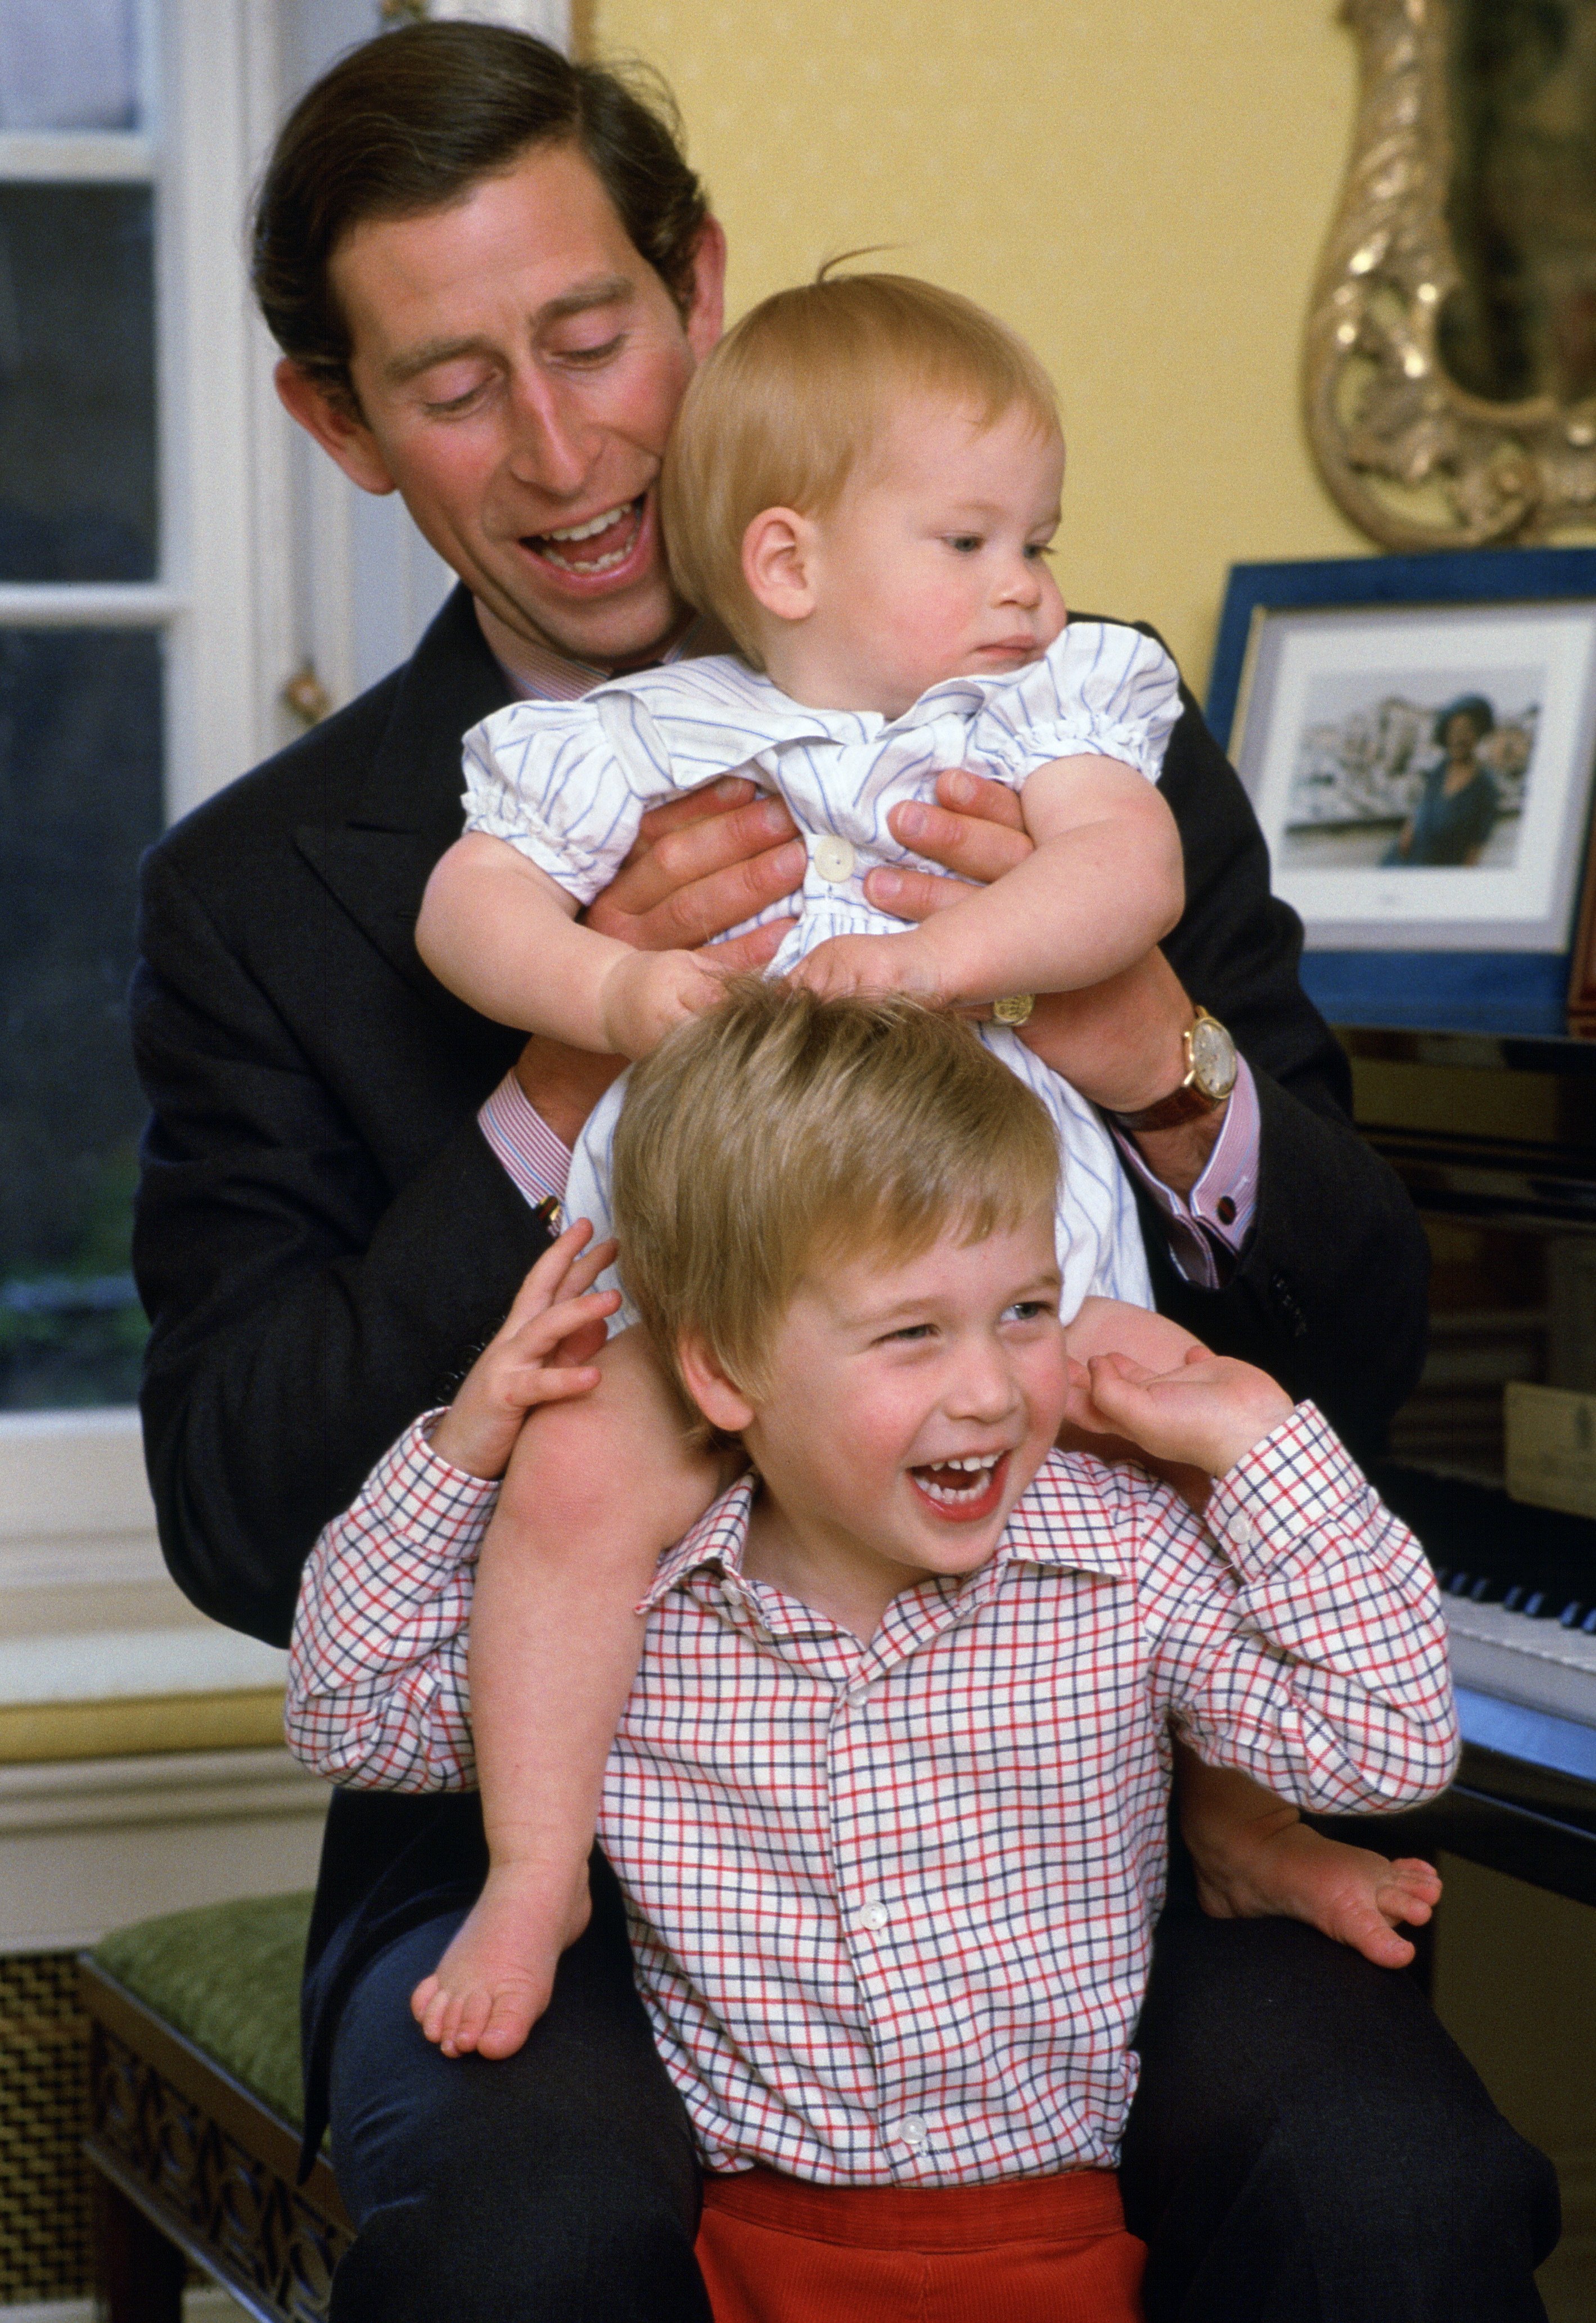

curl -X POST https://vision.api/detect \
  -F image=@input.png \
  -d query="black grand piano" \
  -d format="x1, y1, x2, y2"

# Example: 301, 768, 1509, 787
1319, 1027, 1596, 1912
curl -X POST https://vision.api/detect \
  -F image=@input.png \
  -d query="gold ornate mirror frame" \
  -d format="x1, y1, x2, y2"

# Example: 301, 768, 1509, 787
1306, 0, 1596, 551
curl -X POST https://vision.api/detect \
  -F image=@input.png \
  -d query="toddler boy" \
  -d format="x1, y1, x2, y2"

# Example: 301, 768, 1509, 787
288, 983, 1458, 2321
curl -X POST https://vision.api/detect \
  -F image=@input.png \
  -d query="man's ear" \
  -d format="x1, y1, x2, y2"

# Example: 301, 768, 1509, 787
743, 507, 819, 625
683, 216, 727, 363
274, 359, 398, 497
677, 1332, 755, 1436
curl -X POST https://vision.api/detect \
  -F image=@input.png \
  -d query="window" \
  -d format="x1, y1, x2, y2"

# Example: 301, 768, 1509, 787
1, 0, 567, 1606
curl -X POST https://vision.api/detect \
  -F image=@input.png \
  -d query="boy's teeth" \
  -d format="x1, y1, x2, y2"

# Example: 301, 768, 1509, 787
916, 1452, 1002, 1505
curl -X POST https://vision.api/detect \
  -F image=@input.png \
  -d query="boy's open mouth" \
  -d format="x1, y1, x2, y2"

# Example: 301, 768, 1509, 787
525, 495, 646, 575
909, 1450, 1009, 1523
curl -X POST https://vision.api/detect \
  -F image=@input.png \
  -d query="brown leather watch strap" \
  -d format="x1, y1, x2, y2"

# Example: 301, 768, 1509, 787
1107, 1080, 1225, 1135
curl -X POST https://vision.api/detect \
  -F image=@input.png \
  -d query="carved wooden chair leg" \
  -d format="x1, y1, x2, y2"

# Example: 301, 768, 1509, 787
92, 2169, 187, 2323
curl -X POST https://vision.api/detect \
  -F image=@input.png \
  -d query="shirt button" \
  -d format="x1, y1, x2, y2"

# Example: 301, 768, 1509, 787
899, 2116, 929, 2151
1232, 1514, 1254, 1551
811, 835, 856, 883
859, 1902, 889, 1932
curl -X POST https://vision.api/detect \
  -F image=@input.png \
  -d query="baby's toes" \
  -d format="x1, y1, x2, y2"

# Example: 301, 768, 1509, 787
436, 1991, 471, 2059
1339, 1896, 1417, 1968
478, 1982, 544, 2061
452, 1986, 494, 2055
410, 1972, 439, 2029
1382, 1858, 1441, 1926
418, 1981, 453, 2049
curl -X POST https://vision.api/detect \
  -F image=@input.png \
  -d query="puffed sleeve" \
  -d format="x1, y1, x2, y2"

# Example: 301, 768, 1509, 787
972, 620, 1183, 788
459, 689, 687, 906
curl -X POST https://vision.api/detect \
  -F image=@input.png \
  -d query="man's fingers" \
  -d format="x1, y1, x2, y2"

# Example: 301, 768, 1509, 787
861, 863, 973, 923
630, 775, 766, 845
631, 838, 808, 952
592, 797, 800, 931
886, 788, 1033, 887
934, 768, 1028, 828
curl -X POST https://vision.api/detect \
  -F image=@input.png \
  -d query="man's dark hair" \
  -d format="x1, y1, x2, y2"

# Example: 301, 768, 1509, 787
251, 21, 709, 408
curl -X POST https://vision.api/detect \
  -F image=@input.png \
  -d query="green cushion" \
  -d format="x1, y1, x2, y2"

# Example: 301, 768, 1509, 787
93, 1891, 313, 2130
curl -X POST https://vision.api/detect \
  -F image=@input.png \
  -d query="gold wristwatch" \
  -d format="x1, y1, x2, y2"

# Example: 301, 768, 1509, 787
1107, 1008, 1238, 1133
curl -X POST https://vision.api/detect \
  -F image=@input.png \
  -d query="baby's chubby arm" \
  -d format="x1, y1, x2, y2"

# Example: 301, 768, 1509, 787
418, 831, 726, 1059
792, 755, 1183, 1007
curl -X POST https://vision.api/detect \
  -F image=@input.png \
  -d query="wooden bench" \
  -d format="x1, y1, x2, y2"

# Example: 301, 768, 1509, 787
79, 1893, 351, 2323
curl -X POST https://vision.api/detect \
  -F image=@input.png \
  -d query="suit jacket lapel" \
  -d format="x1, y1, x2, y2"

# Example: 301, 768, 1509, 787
294, 585, 515, 1005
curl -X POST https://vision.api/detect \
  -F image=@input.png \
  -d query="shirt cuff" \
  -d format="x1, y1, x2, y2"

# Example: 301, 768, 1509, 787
479, 1071, 572, 1212
1110, 1056, 1260, 1289
369, 1411, 503, 1563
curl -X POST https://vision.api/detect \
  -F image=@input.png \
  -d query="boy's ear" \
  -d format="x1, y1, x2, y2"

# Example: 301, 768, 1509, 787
742, 507, 819, 624
677, 1333, 756, 1435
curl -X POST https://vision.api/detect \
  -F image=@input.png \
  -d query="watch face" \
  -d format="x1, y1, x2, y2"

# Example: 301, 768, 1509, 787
1188, 1016, 1238, 1100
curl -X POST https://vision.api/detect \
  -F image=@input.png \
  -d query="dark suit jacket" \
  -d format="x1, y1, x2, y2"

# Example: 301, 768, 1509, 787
130, 584, 1429, 2151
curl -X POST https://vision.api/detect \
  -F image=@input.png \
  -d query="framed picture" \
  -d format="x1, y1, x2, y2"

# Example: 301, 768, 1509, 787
1206, 549, 1596, 1034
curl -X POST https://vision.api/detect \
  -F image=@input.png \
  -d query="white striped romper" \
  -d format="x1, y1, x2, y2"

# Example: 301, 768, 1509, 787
460, 620, 1183, 1322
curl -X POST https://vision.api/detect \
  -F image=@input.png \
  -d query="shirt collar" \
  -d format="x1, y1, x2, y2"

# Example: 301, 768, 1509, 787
637, 1451, 1135, 1617
485, 610, 722, 705
639, 1470, 760, 1612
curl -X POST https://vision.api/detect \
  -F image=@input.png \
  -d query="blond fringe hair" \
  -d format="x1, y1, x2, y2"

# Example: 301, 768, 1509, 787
660, 271, 1061, 664
610, 980, 1061, 1420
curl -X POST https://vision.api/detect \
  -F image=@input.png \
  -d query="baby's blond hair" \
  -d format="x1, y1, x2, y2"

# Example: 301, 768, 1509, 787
660, 271, 1061, 664
610, 979, 1061, 1418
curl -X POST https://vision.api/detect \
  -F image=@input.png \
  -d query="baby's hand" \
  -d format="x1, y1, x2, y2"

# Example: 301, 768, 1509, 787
788, 930, 944, 1004
598, 946, 726, 1059
428, 1223, 621, 1481
1067, 1345, 1294, 1478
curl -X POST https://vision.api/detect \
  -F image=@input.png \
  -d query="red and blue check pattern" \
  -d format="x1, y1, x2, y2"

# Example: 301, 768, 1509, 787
288, 1403, 1457, 2187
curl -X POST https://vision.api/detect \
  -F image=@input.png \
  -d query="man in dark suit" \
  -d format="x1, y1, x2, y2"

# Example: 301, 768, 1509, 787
131, 22, 1557, 2322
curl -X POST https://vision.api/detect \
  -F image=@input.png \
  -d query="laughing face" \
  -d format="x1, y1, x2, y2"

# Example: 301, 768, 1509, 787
278, 139, 725, 669
690, 1209, 1069, 1643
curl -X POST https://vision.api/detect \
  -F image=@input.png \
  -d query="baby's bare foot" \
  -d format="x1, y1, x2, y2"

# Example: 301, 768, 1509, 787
1195, 1818, 1441, 1969
411, 1862, 592, 2059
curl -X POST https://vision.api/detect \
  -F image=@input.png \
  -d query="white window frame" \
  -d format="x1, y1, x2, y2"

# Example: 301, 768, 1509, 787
0, 0, 299, 1611
2, 0, 570, 1622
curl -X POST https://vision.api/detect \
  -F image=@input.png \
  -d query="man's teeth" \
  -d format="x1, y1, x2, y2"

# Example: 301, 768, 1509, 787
534, 499, 642, 574
543, 502, 634, 544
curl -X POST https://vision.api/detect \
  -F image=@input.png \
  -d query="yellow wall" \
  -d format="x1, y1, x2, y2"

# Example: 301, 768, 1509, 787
589, 0, 1375, 699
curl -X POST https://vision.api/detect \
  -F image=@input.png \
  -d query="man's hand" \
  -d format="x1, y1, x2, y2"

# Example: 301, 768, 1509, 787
515, 778, 805, 1141
869, 769, 1225, 1196
587, 776, 803, 963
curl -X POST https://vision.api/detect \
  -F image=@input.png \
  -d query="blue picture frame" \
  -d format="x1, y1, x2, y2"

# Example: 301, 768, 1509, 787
1206, 547, 1596, 1035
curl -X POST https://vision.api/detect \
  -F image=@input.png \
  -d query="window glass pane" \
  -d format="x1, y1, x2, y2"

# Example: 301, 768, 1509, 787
0, 0, 140, 133
0, 628, 161, 1410
0, 185, 156, 582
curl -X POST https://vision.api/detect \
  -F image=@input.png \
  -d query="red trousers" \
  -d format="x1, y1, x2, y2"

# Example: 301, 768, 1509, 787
696, 2166, 1146, 2323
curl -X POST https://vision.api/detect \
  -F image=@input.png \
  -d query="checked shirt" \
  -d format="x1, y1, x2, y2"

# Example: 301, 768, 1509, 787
287, 1404, 1457, 2189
